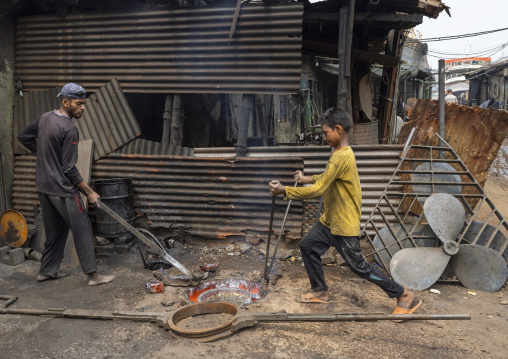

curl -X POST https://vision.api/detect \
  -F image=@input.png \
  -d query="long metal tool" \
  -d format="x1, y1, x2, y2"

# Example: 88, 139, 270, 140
97, 201, 196, 280
262, 182, 298, 290
260, 197, 276, 290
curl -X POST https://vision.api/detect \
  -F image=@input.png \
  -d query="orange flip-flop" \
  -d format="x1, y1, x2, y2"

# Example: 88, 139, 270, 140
296, 293, 330, 304
391, 299, 423, 322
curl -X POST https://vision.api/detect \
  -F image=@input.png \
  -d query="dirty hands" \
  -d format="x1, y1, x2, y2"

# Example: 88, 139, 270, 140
88, 191, 101, 207
269, 180, 286, 197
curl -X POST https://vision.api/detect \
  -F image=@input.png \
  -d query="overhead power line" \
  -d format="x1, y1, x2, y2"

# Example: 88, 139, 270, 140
409, 27, 508, 42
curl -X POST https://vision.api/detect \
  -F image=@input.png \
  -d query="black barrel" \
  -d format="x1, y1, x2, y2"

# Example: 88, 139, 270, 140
93, 178, 135, 238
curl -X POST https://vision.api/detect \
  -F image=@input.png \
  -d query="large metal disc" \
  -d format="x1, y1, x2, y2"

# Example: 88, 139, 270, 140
424, 193, 465, 244
412, 163, 462, 207
390, 246, 451, 291
450, 244, 508, 292
0, 209, 28, 248
372, 224, 438, 267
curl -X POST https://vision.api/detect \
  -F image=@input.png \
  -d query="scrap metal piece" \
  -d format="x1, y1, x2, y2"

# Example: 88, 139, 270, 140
463, 221, 508, 258
390, 246, 451, 291
424, 193, 465, 244
0, 210, 28, 248
412, 162, 462, 207
450, 244, 508, 292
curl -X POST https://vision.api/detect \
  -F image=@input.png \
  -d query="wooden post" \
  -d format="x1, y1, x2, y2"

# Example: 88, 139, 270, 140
337, 0, 355, 119
162, 94, 173, 144
170, 94, 183, 147
378, 30, 402, 144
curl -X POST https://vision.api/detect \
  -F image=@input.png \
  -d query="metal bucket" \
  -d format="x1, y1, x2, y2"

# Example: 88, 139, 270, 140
93, 178, 135, 238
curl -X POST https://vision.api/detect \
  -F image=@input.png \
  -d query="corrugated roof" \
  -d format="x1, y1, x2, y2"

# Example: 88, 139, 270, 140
15, 3, 304, 94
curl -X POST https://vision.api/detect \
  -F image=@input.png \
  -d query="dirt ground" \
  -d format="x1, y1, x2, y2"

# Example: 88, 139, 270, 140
1, 144, 508, 359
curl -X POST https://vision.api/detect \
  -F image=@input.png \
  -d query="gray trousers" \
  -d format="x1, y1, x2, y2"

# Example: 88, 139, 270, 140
38, 193, 97, 276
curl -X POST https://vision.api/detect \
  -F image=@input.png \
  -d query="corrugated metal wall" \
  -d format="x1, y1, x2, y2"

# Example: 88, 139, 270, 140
194, 145, 403, 234
116, 138, 194, 156
13, 154, 303, 240
12, 79, 140, 160
12, 87, 61, 155
15, 4, 303, 94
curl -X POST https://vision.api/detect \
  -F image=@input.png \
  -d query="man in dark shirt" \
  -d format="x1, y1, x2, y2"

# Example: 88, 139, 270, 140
18, 83, 115, 286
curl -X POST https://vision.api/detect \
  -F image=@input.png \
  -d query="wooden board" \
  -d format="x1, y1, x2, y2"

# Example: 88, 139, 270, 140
62, 139, 94, 268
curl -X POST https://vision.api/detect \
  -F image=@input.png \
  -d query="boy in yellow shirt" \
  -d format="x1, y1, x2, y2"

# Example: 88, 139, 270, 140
269, 108, 421, 315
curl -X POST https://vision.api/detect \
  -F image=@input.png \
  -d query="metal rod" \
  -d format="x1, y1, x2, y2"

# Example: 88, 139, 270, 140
438, 59, 446, 159
251, 313, 471, 322
264, 182, 298, 286
260, 196, 276, 290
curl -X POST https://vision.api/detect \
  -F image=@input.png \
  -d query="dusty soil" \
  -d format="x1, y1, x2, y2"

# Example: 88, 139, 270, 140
1, 145, 507, 359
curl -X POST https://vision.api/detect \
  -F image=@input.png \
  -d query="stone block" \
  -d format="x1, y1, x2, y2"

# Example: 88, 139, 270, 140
0, 246, 25, 266
95, 244, 115, 257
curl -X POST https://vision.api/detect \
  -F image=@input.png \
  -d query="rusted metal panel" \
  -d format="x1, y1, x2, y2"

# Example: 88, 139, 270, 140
15, 4, 303, 94
12, 87, 60, 155
12, 155, 38, 215
352, 122, 379, 145
92, 155, 303, 239
194, 145, 403, 235
116, 138, 194, 156
398, 99, 508, 188
74, 78, 140, 160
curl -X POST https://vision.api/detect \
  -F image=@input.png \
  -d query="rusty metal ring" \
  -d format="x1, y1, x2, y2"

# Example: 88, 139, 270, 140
168, 302, 239, 338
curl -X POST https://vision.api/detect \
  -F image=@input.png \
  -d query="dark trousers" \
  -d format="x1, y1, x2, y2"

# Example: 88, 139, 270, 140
300, 221, 404, 298
38, 193, 97, 276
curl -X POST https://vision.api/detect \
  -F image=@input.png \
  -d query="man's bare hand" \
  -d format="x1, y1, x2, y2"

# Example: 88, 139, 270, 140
269, 180, 286, 197
88, 191, 101, 206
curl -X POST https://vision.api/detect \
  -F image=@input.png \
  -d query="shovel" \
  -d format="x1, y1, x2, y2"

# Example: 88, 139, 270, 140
97, 201, 198, 280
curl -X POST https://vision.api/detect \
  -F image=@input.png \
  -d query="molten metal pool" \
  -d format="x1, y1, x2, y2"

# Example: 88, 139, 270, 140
185, 278, 264, 306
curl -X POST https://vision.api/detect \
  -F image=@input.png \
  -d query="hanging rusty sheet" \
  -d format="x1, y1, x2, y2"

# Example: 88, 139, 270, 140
12, 79, 140, 160
73, 78, 140, 160
15, 4, 303, 94
194, 145, 403, 234
116, 138, 194, 156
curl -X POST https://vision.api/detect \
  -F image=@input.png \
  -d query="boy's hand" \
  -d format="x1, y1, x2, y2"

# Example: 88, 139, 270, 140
294, 170, 304, 184
269, 181, 286, 197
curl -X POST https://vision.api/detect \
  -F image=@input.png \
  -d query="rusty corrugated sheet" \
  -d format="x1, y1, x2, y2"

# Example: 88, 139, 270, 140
12, 79, 140, 160
194, 145, 403, 233
15, 4, 303, 94
352, 122, 379, 145
116, 138, 194, 156
12, 87, 61, 155
75, 78, 140, 160
12, 155, 38, 215
92, 154, 303, 239
12, 153, 304, 240
398, 99, 508, 187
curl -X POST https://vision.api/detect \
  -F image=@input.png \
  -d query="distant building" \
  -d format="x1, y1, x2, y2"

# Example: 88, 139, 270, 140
445, 57, 491, 102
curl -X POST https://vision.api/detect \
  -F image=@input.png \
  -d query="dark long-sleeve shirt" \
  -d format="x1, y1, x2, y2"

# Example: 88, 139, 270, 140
18, 110, 83, 197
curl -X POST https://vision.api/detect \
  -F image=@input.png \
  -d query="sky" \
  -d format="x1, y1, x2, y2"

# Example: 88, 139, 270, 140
414, 0, 508, 71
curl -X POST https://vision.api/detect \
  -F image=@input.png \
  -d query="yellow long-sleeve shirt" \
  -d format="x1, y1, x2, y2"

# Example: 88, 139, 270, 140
284, 146, 362, 236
